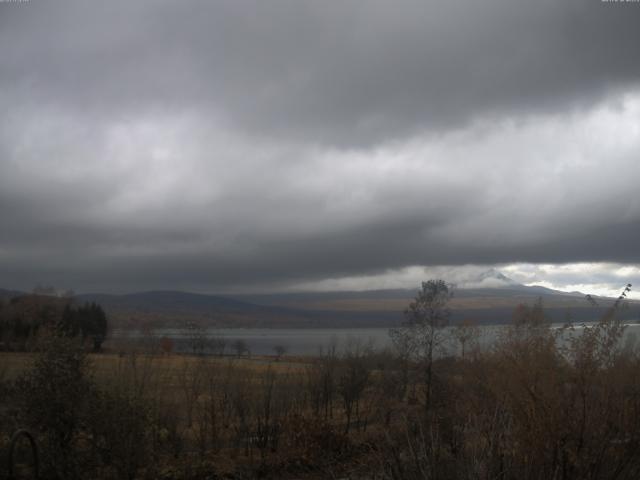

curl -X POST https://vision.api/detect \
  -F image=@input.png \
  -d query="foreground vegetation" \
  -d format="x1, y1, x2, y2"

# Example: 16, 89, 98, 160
1, 282, 640, 479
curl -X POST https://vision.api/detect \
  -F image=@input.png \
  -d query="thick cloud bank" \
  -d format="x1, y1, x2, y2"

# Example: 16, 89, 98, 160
1, 0, 639, 293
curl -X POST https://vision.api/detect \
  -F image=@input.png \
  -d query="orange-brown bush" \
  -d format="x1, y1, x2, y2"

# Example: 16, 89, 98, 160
376, 298, 640, 480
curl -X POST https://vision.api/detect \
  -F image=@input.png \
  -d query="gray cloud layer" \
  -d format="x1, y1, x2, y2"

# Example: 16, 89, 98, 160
1, 0, 640, 292
3, 0, 640, 144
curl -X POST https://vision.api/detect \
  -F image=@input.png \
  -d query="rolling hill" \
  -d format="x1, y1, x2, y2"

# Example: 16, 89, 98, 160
2, 272, 637, 328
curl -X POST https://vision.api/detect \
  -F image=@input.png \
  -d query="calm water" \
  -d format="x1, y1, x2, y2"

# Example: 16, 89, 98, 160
111, 322, 640, 356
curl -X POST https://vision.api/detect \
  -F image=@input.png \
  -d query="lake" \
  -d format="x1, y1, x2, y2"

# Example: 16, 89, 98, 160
111, 321, 640, 356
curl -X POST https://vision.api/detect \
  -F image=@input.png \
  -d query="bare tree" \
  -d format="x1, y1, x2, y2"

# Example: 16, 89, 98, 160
178, 358, 204, 427
183, 321, 210, 355
389, 280, 453, 414
338, 340, 371, 433
452, 319, 480, 360
273, 344, 287, 360
306, 343, 339, 421
210, 335, 227, 356
233, 338, 249, 358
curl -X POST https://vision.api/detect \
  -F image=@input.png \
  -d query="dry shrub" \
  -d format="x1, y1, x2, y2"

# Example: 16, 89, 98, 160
282, 414, 350, 461
14, 334, 94, 479
376, 298, 640, 480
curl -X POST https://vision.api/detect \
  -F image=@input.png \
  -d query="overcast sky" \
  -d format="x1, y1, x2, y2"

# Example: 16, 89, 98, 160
1, 0, 640, 297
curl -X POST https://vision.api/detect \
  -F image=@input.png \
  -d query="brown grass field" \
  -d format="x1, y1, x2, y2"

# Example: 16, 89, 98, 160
0, 350, 311, 386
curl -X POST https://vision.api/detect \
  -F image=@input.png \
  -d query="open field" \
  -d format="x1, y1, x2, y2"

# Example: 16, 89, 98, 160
0, 350, 310, 383
1, 346, 395, 479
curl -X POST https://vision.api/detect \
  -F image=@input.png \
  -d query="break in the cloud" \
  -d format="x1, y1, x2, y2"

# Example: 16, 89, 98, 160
503, 263, 640, 299
0, 0, 639, 294
296, 264, 640, 300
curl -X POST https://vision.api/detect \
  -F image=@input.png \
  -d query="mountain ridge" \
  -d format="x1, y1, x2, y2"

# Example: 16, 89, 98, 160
2, 280, 636, 328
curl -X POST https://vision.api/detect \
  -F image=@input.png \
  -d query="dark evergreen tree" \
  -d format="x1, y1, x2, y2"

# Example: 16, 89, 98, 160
57, 302, 109, 351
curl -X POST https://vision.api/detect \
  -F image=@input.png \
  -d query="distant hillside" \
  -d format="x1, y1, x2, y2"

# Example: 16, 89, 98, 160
76, 283, 640, 329
233, 283, 598, 312
76, 290, 313, 329
232, 284, 639, 327
2, 277, 638, 329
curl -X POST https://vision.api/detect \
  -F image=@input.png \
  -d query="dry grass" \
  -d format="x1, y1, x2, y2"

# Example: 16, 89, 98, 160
0, 352, 35, 381
2, 350, 308, 371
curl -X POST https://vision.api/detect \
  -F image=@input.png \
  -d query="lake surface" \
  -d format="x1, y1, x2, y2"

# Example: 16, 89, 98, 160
111, 321, 640, 356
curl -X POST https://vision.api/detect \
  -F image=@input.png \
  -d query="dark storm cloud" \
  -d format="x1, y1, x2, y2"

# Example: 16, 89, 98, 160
2, 0, 640, 144
1, 0, 640, 292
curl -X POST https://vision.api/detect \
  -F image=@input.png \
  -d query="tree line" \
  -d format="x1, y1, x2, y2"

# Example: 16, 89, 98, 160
0, 294, 108, 351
